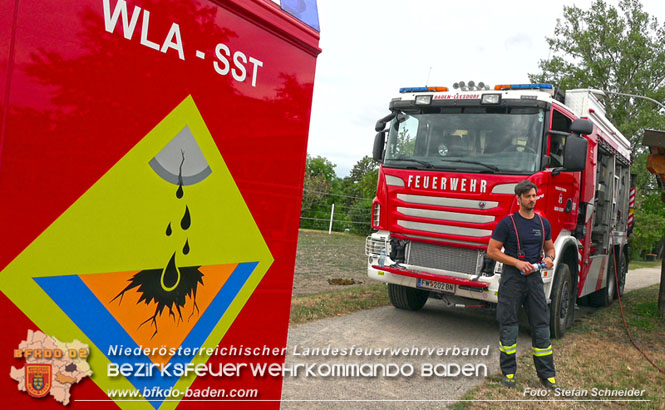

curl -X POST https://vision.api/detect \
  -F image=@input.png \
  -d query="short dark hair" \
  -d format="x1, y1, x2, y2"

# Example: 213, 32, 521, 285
515, 180, 537, 197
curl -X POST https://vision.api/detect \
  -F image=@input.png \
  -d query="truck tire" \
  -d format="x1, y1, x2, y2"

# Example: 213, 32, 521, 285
550, 264, 573, 339
613, 252, 627, 299
588, 253, 615, 307
388, 284, 429, 311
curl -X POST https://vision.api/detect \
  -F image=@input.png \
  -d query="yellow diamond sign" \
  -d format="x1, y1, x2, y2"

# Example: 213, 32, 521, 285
0, 96, 274, 409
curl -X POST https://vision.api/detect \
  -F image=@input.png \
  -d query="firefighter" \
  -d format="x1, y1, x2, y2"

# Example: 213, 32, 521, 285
487, 180, 557, 389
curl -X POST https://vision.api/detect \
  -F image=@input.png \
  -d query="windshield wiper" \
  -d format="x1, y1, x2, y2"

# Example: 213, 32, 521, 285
437, 159, 500, 172
386, 157, 499, 172
385, 158, 433, 168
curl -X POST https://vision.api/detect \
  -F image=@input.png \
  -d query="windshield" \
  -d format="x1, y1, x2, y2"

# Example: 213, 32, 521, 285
384, 106, 546, 173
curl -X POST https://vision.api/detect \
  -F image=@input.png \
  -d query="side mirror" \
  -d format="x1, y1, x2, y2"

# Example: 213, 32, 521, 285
563, 135, 587, 172
570, 118, 594, 135
375, 112, 397, 132
373, 131, 386, 162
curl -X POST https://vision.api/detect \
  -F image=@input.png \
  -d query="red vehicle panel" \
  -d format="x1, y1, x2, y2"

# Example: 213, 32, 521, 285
0, 0, 320, 408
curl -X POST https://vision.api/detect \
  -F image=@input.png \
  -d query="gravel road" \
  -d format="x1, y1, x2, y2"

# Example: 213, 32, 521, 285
280, 267, 661, 409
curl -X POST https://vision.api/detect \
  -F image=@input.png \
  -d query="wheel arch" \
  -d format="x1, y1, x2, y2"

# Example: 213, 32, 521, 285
615, 242, 628, 264
623, 241, 630, 263
547, 234, 579, 301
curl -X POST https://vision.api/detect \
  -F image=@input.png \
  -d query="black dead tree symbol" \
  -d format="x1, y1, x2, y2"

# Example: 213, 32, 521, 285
113, 152, 203, 338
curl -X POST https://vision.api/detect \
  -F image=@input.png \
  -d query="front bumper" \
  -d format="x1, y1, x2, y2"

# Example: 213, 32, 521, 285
366, 232, 554, 305
367, 252, 500, 304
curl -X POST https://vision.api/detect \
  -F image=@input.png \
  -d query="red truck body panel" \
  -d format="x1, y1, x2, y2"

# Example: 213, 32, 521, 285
0, 1, 320, 408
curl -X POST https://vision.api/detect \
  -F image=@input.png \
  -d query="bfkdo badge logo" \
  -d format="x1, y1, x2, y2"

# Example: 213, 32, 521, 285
11, 330, 92, 405
26, 364, 52, 398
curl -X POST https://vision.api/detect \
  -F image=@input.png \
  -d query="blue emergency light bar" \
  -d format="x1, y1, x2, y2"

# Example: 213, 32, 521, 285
399, 86, 449, 93
281, 0, 320, 31
494, 83, 553, 91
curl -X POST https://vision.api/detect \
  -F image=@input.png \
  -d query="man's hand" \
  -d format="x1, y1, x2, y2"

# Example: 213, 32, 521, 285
543, 240, 555, 270
515, 260, 534, 275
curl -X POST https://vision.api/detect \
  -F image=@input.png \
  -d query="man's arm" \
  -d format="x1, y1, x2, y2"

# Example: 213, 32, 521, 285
543, 239, 555, 269
487, 238, 534, 275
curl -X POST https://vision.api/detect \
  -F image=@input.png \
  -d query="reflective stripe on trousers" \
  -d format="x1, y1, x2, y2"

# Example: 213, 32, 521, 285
532, 345, 553, 357
499, 342, 517, 355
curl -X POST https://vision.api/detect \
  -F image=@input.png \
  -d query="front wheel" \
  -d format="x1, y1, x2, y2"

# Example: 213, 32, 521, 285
550, 264, 574, 339
388, 284, 429, 311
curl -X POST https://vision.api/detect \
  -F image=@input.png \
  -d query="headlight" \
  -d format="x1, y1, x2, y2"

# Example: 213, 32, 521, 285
481, 94, 501, 104
415, 95, 433, 105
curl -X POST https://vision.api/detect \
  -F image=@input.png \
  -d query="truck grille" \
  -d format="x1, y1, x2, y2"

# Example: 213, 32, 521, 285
407, 241, 480, 274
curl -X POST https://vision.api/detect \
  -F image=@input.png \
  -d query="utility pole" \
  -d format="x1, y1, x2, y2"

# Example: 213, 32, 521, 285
328, 203, 335, 235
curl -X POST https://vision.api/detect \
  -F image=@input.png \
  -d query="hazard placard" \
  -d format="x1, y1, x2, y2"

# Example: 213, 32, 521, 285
0, 96, 273, 409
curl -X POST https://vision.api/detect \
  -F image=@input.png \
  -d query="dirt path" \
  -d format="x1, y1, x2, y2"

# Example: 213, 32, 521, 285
624, 267, 662, 293
281, 267, 661, 409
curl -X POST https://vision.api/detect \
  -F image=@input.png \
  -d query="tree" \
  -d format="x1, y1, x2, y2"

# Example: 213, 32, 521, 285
301, 155, 335, 212
630, 150, 665, 259
300, 155, 342, 230
341, 156, 379, 235
530, 0, 665, 149
343, 156, 378, 199
305, 154, 338, 181
299, 155, 379, 234
530, 0, 665, 259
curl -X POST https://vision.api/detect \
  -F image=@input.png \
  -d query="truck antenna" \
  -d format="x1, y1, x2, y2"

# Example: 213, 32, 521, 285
425, 67, 432, 86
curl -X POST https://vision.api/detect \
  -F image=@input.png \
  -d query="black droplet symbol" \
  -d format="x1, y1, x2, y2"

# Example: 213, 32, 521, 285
183, 239, 190, 255
176, 151, 185, 199
181, 206, 191, 230
161, 253, 180, 291
166, 223, 172, 236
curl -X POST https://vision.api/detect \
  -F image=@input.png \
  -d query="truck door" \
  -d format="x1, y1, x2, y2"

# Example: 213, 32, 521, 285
547, 108, 580, 236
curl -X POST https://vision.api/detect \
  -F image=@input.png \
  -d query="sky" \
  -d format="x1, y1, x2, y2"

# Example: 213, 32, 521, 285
306, 0, 665, 177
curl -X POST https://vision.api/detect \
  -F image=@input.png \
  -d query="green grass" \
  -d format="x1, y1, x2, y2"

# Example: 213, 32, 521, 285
628, 259, 662, 270
289, 283, 389, 325
455, 285, 665, 409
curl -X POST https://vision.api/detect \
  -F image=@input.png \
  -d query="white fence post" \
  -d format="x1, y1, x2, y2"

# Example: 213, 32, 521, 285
328, 203, 335, 234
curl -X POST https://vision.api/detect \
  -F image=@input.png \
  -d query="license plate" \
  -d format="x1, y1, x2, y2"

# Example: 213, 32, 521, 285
417, 279, 455, 293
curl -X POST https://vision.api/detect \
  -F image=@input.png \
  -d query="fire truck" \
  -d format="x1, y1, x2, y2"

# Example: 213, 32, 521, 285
366, 82, 632, 338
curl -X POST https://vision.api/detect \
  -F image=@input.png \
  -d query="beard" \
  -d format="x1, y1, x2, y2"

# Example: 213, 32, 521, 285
521, 200, 535, 210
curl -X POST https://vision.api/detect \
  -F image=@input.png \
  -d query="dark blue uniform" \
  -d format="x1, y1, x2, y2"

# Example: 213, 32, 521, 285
491, 212, 555, 380
492, 212, 551, 263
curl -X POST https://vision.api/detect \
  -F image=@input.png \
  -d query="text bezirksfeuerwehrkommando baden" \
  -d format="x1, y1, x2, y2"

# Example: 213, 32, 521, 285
106, 344, 491, 379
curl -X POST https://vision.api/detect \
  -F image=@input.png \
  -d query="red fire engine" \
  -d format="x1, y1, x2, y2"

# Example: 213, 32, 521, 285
366, 83, 632, 338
